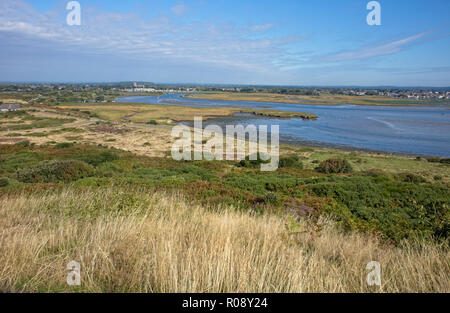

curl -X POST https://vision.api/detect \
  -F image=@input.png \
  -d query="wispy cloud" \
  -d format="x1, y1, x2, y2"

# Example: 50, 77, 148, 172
250, 23, 275, 32
321, 31, 432, 62
171, 3, 189, 16
1, 0, 448, 85
0, 0, 303, 77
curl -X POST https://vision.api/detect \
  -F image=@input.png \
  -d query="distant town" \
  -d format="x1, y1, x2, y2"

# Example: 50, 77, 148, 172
1, 82, 449, 103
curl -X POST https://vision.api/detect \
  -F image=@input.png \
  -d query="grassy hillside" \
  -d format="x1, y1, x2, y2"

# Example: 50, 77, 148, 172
1, 187, 448, 293
0, 105, 449, 292
1, 141, 449, 243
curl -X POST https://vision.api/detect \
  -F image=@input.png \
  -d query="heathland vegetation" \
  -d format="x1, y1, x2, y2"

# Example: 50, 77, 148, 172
0, 95, 449, 292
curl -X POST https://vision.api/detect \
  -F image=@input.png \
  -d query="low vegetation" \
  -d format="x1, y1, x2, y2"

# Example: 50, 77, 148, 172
0, 103, 448, 293
1, 143, 448, 245
0, 111, 74, 131
0, 188, 448, 292
16, 160, 94, 183
316, 158, 353, 174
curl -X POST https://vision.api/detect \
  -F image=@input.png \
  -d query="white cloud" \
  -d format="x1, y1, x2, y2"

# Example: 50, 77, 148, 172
171, 3, 188, 16
322, 31, 430, 62
250, 23, 275, 32
0, 0, 305, 76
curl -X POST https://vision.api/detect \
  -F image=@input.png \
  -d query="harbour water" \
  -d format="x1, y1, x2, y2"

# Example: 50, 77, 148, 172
117, 94, 450, 157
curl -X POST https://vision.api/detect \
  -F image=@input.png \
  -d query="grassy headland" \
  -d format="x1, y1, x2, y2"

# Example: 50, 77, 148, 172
59, 102, 317, 123
0, 103, 449, 292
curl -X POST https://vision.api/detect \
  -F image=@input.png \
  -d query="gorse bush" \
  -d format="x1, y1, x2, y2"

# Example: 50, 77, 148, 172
77, 151, 120, 167
279, 155, 303, 169
15, 140, 31, 148
308, 176, 450, 243
316, 158, 353, 174
16, 160, 94, 183
263, 192, 281, 205
427, 158, 450, 164
396, 172, 427, 183
238, 153, 270, 168
55, 142, 74, 149
0, 177, 9, 187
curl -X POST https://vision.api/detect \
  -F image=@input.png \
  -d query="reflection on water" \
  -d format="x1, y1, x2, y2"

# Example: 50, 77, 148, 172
117, 94, 450, 157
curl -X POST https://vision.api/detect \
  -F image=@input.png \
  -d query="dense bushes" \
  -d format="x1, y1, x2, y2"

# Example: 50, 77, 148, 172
237, 153, 270, 168
55, 142, 74, 149
77, 151, 120, 166
316, 158, 353, 174
308, 176, 450, 242
426, 158, 450, 164
16, 160, 94, 183
238, 154, 303, 169
15, 140, 31, 148
224, 173, 300, 196
396, 172, 427, 183
279, 155, 303, 169
2, 142, 449, 244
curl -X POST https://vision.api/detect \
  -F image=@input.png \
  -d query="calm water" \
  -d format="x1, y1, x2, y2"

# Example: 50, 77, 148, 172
117, 94, 450, 157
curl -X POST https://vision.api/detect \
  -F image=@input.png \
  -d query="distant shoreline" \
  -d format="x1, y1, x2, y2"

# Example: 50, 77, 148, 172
183, 92, 450, 107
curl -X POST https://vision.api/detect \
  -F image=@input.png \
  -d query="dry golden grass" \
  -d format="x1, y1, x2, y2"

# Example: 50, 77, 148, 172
0, 188, 448, 293
0, 108, 176, 157
59, 103, 242, 123
185, 92, 430, 106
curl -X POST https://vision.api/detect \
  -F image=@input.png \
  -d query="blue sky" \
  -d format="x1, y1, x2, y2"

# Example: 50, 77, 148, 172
0, 0, 449, 86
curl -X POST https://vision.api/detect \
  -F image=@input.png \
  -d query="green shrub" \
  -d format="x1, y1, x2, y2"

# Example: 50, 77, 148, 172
174, 165, 217, 181
0, 177, 9, 187
396, 173, 427, 183
0, 150, 47, 172
427, 158, 450, 165
55, 142, 74, 149
316, 158, 353, 174
263, 192, 280, 205
238, 153, 270, 168
279, 155, 303, 169
15, 140, 31, 147
77, 151, 120, 167
16, 160, 94, 183
224, 173, 299, 196
309, 176, 450, 243
147, 120, 158, 125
